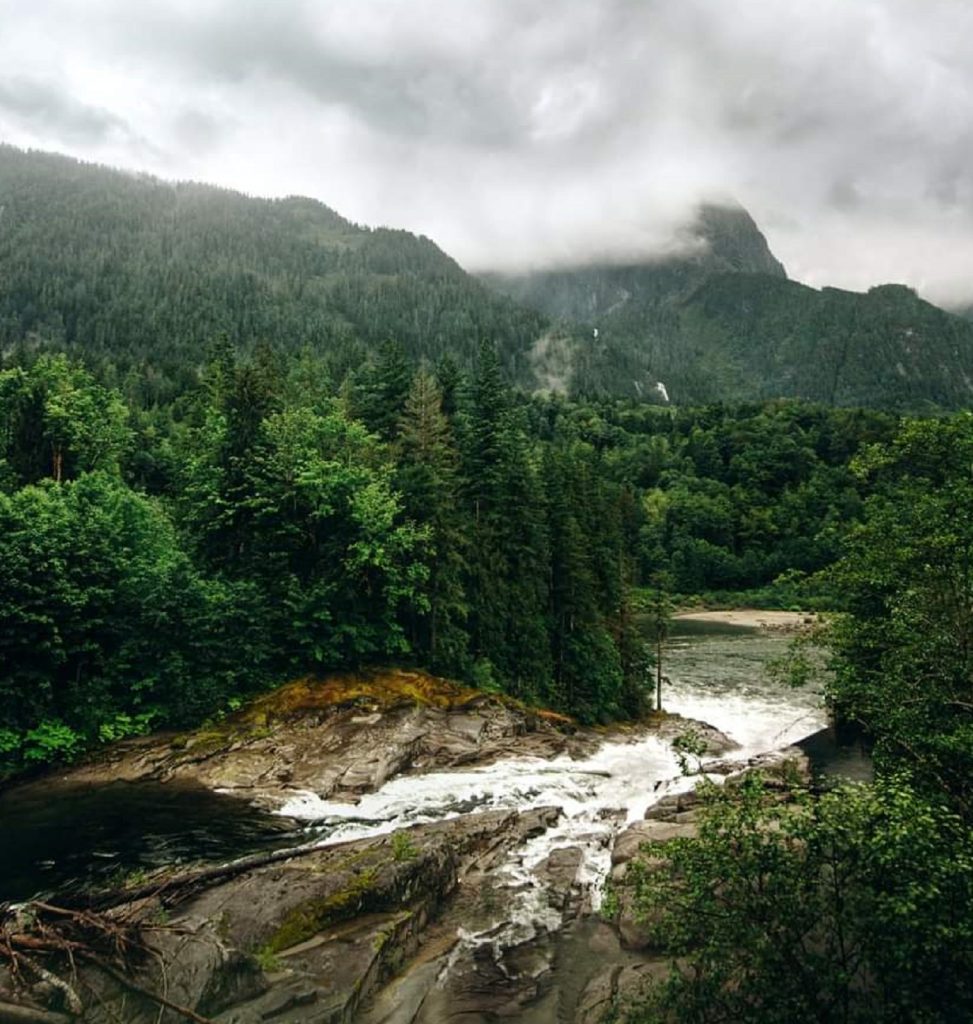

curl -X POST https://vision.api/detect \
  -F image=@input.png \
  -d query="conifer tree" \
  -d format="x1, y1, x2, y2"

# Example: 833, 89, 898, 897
396, 370, 469, 674
354, 339, 412, 441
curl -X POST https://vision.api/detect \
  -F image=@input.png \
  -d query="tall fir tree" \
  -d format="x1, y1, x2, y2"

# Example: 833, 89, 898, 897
396, 370, 469, 674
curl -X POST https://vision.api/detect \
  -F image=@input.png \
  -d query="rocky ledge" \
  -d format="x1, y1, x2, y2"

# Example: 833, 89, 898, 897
0, 669, 741, 1024
35, 669, 734, 809
1, 807, 563, 1024
54, 669, 593, 804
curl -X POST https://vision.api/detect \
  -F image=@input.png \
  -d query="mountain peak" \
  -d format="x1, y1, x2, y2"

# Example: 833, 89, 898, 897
483, 201, 787, 325
691, 203, 787, 279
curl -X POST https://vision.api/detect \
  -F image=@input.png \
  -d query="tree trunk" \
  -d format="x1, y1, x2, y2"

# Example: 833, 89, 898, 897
656, 637, 663, 712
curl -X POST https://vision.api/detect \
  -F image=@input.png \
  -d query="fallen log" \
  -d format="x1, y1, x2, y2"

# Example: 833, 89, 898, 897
73, 836, 324, 912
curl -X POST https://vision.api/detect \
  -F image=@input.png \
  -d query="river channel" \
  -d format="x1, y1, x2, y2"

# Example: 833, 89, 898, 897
0, 619, 864, 906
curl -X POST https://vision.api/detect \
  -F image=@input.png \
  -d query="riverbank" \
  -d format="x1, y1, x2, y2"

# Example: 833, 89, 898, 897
674, 607, 819, 632
10, 669, 733, 807
0, 673, 744, 1023
0, 743, 817, 1024
0, 668, 737, 904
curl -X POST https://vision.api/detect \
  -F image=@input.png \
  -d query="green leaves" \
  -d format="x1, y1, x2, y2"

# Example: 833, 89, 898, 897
626, 777, 973, 1023
0, 471, 254, 775
0, 355, 131, 487
828, 414, 973, 809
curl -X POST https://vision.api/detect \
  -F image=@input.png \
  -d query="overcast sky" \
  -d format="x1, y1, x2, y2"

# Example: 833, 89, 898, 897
1, 0, 972, 304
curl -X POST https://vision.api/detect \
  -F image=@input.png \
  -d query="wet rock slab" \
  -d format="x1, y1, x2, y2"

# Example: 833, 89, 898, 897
21, 807, 562, 1024
0, 668, 762, 1023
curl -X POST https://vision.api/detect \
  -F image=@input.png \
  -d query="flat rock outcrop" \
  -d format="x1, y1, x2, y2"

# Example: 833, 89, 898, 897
56, 670, 593, 805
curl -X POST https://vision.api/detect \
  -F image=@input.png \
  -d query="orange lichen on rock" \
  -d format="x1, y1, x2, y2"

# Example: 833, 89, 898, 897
534, 708, 576, 728
233, 668, 496, 729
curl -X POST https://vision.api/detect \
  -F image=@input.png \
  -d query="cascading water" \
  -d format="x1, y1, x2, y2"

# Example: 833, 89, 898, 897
276, 623, 828, 978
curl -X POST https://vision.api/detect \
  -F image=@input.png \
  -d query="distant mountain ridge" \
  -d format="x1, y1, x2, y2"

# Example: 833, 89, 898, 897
485, 204, 973, 411
2, 144, 973, 411
484, 202, 786, 325
0, 145, 547, 403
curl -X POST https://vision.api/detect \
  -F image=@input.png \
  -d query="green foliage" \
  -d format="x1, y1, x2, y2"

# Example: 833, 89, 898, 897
622, 416, 973, 1024
0, 175, 937, 776
0, 145, 545, 403
0, 469, 260, 775
0, 337, 908, 776
96, 711, 156, 744
827, 414, 973, 810
21, 720, 83, 765
533, 397, 895, 599
0, 355, 131, 486
252, 946, 282, 973
670, 728, 708, 775
625, 776, 973, 1023
600, 877, 620, 921
390, 830, 418, 862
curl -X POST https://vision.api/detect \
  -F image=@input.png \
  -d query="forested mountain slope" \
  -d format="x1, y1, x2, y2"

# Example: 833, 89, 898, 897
0, 146, 550, 404
486, 203, 786, 324
488, 206, 973, 411
3, 145, 973, 411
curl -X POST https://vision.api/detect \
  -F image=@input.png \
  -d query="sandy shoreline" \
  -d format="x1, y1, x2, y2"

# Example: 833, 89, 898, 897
673, 608, 817, 631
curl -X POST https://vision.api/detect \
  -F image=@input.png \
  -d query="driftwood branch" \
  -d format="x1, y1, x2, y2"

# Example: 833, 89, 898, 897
0, 1000, 73, 1024
79, 837, 322, 912
15, 953, 82, 1016
2, 899, 210, 1024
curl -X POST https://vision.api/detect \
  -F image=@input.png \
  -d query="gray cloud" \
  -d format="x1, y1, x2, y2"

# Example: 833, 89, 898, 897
0, 76, 128, 144
1, 0, 972, 303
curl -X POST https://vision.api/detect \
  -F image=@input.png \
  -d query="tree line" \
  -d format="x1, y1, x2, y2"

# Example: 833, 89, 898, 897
0, 344, 647, 775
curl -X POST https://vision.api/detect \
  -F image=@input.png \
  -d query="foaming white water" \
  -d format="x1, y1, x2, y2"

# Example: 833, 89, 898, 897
663, 629, 826, 755
278, 732, 682, 835
667, 680, 823, 754
276, 629, 826, 947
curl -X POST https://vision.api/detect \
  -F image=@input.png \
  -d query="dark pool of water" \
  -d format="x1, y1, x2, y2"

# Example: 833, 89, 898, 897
0, 779, 304, 903
798, 725, 873, 785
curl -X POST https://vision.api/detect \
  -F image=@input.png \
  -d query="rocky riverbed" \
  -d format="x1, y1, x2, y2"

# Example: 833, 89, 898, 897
1, 624, 828, 1023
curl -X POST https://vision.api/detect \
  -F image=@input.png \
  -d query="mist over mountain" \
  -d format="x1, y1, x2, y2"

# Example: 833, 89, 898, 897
483, 203, 786, 323
484, 203, 973, 411
2, 144, 973, 412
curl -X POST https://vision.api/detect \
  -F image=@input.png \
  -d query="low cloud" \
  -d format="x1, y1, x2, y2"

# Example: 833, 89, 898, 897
0, 76, 129, 145
0, 0, 972, 303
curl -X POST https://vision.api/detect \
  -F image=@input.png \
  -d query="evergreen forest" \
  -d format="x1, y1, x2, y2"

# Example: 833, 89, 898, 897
2, 144, 973, 1023
0, 335, 903, 776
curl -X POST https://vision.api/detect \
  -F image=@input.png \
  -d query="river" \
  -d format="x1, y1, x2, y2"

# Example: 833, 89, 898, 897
270, 618, 831, 958
0, 619, 862, 908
